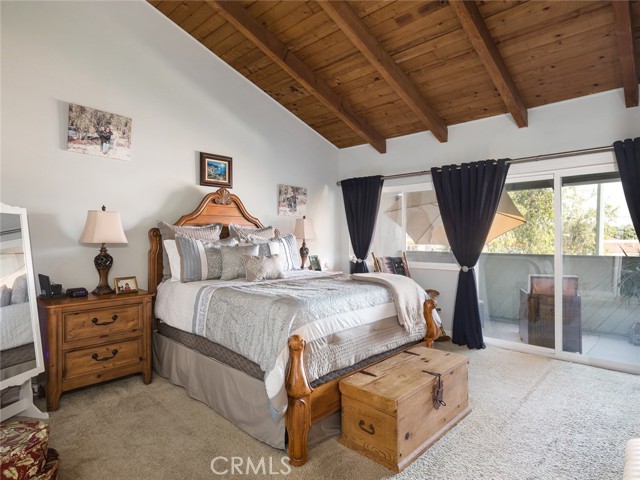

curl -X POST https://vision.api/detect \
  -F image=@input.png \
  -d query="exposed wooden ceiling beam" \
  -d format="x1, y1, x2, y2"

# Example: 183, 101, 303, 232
206, 0, 387, 153
449, 0, 528, 128
318, 0, 448, 143
611, 0, 639, 108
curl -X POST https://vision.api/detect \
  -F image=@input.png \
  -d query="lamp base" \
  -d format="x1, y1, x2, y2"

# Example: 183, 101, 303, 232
92, 283, 115, 296
92, 246, 115, 295
299, 240, 309, 269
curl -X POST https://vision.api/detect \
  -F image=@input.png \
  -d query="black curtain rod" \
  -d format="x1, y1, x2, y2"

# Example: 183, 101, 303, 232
336, 145, 613, 186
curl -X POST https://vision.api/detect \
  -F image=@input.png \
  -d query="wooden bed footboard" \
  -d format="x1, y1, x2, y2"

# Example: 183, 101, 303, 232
284, 296, 439, 467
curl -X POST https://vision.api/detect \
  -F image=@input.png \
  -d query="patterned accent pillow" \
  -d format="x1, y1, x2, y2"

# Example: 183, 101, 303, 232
269, 234, 300, 271
228, 223, 274, 242
242, 254, 285, 282
377, 256, 409, 276
245, 234, 282, 257
175, 235, 239, 282
220, 244, 259, 280
157, 221, 223, 279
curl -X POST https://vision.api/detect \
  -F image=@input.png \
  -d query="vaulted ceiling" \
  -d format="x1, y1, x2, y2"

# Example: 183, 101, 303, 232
151, 1, 640, 153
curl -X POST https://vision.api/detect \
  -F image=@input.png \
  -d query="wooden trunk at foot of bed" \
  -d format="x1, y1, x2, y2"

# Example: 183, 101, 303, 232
284, 298, 439, 467
147, 188, 441, 468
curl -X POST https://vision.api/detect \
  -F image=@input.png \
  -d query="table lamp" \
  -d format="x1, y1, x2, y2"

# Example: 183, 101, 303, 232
79, 206, 128, 295
293, 215, 316, 269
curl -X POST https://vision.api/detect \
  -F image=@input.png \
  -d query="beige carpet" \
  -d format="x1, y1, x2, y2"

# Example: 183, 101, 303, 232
43, 343, 639, 479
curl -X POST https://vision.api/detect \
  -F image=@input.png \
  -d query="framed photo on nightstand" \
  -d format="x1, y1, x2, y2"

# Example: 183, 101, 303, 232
114, 276, 138, 294
308, 255, 322, 271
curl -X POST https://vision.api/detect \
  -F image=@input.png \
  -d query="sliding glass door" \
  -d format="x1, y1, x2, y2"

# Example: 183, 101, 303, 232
478, 178, 557, 348
479, 165, 639, 371
560, 173, 639, 365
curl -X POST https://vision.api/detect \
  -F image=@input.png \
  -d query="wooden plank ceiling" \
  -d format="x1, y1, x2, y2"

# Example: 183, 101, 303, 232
150, 0, 640, 153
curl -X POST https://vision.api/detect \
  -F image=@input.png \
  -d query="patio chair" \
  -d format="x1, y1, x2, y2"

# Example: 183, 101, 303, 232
519, 274, 582, 353
371, 252, 450, 341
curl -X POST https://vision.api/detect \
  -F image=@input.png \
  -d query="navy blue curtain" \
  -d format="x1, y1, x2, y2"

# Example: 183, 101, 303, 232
430, 160, 510, 349
341, 176, 384, 273
613, 138, 640, 239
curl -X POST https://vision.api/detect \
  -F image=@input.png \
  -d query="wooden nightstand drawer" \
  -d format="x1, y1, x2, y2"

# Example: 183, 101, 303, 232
63, 305, 142, 344
63, 337, 144, 381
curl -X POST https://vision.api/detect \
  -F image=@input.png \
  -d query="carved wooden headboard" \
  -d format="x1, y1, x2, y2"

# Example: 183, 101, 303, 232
147, 188, 266, 295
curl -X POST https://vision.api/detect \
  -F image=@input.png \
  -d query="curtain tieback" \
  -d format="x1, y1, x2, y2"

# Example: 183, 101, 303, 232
349, 256, 365, 263
461, 266, 470, 272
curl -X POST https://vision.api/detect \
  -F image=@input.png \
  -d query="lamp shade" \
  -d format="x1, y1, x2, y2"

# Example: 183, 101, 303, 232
293, 216, 316, 240
79, 209, 128, 244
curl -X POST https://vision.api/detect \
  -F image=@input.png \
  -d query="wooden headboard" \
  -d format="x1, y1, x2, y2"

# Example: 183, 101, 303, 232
147, 188, 267, 295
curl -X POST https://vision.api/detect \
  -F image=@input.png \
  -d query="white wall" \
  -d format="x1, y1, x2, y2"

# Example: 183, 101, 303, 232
1, 1, 340, 291
338, 89, 640, 321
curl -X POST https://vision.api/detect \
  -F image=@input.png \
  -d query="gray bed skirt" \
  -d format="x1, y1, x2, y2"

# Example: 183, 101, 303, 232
152, 332, 340, 450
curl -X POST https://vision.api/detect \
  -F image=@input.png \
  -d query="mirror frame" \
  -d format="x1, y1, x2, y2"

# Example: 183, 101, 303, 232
0, 203, 46, 391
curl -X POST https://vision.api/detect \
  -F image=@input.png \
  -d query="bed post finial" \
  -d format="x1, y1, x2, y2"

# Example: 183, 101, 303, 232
285, 335, 313, 467
424, 298, 439, 348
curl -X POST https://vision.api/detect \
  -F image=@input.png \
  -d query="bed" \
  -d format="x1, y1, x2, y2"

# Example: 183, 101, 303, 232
147, 188, 440, 466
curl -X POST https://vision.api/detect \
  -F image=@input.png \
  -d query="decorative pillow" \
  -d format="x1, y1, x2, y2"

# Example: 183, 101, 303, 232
245, 235, 282, 257
228, 223, 274, 242
268, 234, 301, 271
10, 274, 28, 304
175, 235, 239, 282
220, 244, 259, 281
0, 285, 12, 307
242, 254, 285, 282
157, 221, 223, 279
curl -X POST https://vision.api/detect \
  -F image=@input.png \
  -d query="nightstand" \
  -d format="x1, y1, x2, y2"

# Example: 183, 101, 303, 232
37, 290, 153, 411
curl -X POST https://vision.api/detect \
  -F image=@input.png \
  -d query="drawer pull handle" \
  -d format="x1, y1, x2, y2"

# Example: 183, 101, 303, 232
92, 314, 118, 326
358, 420, 375, 435
92, 349, 118, 362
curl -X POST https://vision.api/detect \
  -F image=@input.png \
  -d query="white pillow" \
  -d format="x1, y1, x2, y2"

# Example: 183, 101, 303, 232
10, 274, 28, 304
0, 285, 12, 307
163, 240, 181, 282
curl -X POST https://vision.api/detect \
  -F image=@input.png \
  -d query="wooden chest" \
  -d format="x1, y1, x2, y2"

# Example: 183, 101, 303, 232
339, 346, 470, 472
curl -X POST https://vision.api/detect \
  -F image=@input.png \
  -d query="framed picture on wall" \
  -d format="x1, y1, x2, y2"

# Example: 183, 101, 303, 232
278, 184, 307, 216
200, 152, 233, 188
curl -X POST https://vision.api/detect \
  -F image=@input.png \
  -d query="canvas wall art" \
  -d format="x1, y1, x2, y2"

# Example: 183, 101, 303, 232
278, 185, 307, 217
67, 104, 132, 161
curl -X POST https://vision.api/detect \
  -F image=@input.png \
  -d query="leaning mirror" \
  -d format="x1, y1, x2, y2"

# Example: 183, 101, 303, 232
0, 203, 47, 420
